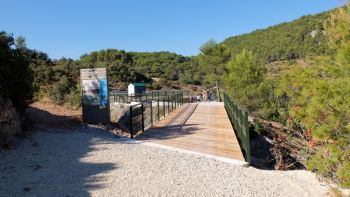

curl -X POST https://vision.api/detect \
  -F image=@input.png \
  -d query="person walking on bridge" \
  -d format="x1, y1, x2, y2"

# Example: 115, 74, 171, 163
207, 89, 212, 102
202, 90, 208, 102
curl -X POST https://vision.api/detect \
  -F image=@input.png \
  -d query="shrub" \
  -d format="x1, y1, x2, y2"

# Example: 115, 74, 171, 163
49, 76, 71, 105
65, 86, 81, 109
0, 32, 33, 112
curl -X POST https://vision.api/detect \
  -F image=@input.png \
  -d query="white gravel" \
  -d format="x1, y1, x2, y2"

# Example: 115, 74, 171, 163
0, 128, 330, 197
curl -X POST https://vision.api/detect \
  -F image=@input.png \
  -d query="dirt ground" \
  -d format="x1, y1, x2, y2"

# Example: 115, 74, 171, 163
25, 98, 82, 131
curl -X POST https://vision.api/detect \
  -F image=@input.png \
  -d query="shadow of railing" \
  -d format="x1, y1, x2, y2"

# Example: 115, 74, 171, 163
136, 123, 200, 141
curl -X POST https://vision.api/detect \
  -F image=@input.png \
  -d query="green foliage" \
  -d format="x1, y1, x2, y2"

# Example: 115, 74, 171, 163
198, 39, 230, 85
131, 51, 198, 84
80, 49, 140, 88
337, 161, 350, 188
49, 76, 72, 105
0, 32, 33, 111
324, 5, 350, 50
15, 35, 26, 49
222, 12, 329, 63
219, 5, 349, 187
65, 86, 81, 109
26, 48, 200, 108
272, 4, 350, 187
223, 50, 266, 111
307, 143, 350, 187
274, 57, 350, 187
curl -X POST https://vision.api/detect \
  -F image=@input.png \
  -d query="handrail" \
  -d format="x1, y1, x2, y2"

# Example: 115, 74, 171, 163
110, 90, 189, 104
128, 91, 184, 138
223, 92, 251, 163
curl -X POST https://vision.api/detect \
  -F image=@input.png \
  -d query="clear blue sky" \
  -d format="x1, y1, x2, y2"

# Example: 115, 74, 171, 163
0, 0, 340, 59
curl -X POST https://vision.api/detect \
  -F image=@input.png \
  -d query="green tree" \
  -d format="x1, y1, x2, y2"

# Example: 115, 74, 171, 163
0, 32, 33, 111
274, 4, 350, 187
223, 50, 266, 111
198, 39, 230, 100
15, 35, 26, 49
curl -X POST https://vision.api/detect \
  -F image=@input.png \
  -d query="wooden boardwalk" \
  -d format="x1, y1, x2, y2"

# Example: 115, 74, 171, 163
136, 102, 245, 162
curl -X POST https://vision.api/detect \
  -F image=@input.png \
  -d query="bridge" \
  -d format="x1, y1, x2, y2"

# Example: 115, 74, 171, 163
110, 91, 250, 165
137, 102, 245, 163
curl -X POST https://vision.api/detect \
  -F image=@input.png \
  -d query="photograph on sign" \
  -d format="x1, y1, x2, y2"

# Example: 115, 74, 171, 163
82, 79, 100, 105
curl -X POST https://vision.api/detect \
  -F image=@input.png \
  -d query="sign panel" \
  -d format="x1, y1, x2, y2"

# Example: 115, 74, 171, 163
99, 79, 108, 108
80, 68, 109, 124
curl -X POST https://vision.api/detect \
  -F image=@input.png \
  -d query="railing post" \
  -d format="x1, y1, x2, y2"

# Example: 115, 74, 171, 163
129, 106, 133, 139
182, 92, 184, 105
150, 101, 153, 126
163, 97, 165, 117
167, 96, 170, 114
141, 103, 144, 133
157, 97, 160, 121
175, 94, 177, 109
172, 95, 174, 111
244, 110, 251, 163
180, 92, 182, 105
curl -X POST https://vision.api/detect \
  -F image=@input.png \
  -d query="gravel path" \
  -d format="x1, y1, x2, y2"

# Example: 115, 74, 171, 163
0, 128, 330, 197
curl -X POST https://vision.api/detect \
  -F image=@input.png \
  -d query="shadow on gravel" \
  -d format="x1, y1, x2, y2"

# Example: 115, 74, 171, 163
135, 123, 200, 140
0, 126, 117, 196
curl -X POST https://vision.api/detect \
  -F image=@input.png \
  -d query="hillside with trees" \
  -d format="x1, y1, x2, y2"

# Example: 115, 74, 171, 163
221, 5, 350, 187
221, 11, 330, 63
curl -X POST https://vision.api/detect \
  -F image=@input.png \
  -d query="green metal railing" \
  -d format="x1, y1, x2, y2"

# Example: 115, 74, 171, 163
110, 90, 189, 104
224, 92, 251, 163
128, 91, 184, 138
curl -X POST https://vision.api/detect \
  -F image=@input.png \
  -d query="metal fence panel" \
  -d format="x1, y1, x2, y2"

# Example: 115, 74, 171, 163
124, 91, 184, 139
224, 92, 251, 163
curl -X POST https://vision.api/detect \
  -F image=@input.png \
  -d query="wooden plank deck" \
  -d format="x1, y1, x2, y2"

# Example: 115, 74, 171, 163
136, 102, 245, 162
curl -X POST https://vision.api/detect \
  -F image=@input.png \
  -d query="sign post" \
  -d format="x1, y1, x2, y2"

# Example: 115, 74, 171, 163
80, 68, 110, 124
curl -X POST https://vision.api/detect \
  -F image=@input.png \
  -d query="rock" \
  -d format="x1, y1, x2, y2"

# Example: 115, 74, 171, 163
0, 95, 22, 142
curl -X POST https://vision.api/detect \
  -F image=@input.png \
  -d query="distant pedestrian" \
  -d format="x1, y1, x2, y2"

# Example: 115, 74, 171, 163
207, 89, 212, 102
202, 90, 207, 102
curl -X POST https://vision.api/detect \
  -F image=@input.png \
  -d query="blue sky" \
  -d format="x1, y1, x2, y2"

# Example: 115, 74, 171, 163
0, 0, 340, 59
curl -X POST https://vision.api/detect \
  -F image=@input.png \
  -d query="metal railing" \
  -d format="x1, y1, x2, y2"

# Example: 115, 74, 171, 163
110, 90, 188, 104
223, 92, 251, 163
127, 91, 184, 138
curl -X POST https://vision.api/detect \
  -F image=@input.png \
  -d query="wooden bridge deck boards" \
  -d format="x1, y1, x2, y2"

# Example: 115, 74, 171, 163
136, 102, 245, 161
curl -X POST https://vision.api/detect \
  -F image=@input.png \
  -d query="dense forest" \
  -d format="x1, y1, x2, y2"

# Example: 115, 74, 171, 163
1, 5, 349, 187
